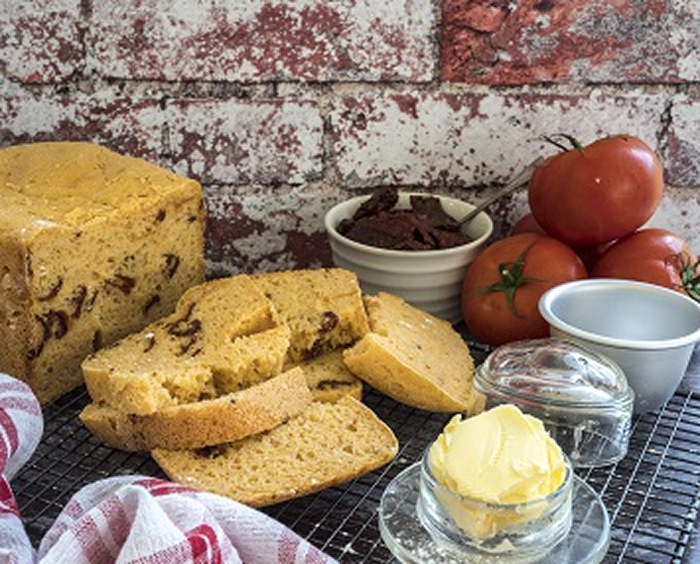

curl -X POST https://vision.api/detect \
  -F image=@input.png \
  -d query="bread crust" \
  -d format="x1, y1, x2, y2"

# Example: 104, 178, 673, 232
80, 367, 312, 451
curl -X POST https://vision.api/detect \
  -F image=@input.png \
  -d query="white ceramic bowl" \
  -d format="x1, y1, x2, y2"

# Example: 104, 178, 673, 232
539, 279, 700, 414
324, 192, 493, 324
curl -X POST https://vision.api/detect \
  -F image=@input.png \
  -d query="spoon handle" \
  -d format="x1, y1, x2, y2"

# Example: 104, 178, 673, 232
458, 157, 545, 227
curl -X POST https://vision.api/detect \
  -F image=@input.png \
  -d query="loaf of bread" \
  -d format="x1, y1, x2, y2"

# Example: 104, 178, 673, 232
343, 292, 484, 414
0, 142, 206, 403
82, 275, 289, 415
151, 395, 398, 507
291, 349, 363, 402
79, 367, 312, 451
250, 268, 370, 363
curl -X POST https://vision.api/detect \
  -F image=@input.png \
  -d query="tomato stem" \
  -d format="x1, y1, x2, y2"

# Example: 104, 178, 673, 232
543, 134, 585, 154
474, 246, 541, 316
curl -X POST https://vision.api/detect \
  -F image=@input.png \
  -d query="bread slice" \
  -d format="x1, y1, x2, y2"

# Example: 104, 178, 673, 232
343, 292, 484, 414
151, 395, 398, 507
290, 349, 363, 403
250, 268, 370, 363
82, 275, 289, 415
79, 367, 312, 451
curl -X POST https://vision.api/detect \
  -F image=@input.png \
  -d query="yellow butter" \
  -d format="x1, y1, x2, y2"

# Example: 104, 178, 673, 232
430, 404, 565, 504
428, 404, 567, 539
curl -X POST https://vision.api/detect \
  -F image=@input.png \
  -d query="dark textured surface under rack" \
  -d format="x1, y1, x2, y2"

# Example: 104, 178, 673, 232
13, 345, 700, 563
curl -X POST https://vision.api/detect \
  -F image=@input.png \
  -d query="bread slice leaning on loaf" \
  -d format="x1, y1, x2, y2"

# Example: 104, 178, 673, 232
151, 395, 398, 507
250, 268, 370, 363
343, 292, 485, 414
0, 142, 206, 403
79, 367, 312, 451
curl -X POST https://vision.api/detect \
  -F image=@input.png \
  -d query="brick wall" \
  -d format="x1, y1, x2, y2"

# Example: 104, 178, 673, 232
2, 0, 699, 275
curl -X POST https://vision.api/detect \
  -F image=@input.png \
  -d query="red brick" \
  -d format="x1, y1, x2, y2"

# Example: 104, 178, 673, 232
0, 93, 162, 160
665, 97, 700, 188
89, 0, 436, 82
1, 0, 84, 82
204, 185, 338, 275
165, 99, 324, 185
441, 0, 700, 84
331, 91, 665, 188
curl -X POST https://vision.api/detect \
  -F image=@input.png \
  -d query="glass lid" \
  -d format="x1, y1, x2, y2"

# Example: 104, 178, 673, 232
475, 338, 634, 409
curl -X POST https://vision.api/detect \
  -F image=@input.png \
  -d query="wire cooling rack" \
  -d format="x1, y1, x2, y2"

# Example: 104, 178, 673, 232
12, 349, 700, 563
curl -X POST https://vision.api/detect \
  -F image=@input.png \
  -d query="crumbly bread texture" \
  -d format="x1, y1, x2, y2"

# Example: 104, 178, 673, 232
290, 349, 363, 403
343, 292, 485, 414
82, 275, 289, 415
0, 142, 205, 403
250, 268, 370, 363
79, 367, 312, 451
152, 395, 398, 507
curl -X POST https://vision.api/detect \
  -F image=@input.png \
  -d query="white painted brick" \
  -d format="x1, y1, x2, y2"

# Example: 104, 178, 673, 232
165, 99, 324, 185
1, 91, 162, 160
666, 96, 700, 188
1, 0, 83, 82
88, 0, 436, 82
331, 90, 667, 188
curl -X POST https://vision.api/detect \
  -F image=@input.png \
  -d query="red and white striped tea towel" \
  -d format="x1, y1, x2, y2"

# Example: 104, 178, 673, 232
37, 476, 338, 563
1, 373, 44, 564
0, 373, 339, 564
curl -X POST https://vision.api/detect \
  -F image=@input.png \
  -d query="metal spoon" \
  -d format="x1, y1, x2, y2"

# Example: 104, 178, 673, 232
458, 157, 544, 227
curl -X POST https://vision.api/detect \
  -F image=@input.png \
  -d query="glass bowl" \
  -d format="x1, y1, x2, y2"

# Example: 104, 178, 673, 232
416, 448, 573, 562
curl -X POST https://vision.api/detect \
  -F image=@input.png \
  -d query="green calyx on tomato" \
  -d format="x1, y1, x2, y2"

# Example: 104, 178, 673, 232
461, 233, 587, 346
472, 246, 540, 317
669, 253, 700, 302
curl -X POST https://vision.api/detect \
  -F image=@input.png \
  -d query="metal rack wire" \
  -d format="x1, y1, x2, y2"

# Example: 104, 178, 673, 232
11, 370, 700, 562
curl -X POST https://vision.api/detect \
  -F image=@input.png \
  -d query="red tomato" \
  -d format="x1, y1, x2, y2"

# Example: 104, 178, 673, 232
591, 228, 700, 301
575, 240, 617, 272
528, 135, 664, 246
509, 212, 546, 236
461, 233, 588, 346
510, 212, 614, 271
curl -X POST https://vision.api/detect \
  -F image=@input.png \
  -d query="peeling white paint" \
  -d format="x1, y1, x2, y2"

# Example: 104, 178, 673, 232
166, 99, 323, 185
1, 0, 82, 81
2, 0, 699, 276
333, 91, 667, 188
86, 0, 436, 81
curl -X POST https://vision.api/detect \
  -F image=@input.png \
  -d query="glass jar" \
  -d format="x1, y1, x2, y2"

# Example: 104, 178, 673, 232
417, 448, 574, 562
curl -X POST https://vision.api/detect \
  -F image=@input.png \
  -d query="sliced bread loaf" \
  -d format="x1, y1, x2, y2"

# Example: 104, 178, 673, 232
0, 141, 206, 403
290, 349, 363, 403
250, 268, 370, 363
343, 292, 484, 414
79, 367, 312, 451
82, 275, 289, 415
151, 395, 398, 507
